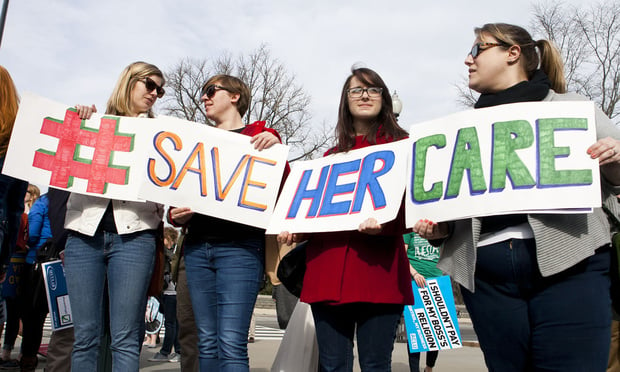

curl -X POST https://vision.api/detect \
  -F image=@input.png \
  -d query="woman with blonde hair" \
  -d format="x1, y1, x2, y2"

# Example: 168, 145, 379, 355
63, 61, 165, 372
415, 23, 620, 371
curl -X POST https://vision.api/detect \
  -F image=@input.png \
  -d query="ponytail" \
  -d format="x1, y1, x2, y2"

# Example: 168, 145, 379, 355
537, 40, 566, 93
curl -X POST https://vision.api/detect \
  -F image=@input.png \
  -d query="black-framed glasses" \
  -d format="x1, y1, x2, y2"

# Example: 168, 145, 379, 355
469, 42, 505, 58
201, 84, 234, 99
142, 77, 165, 98
347, 87, 383, 99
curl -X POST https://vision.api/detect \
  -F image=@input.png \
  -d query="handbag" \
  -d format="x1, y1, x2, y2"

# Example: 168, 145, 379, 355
271, 301, 319, 372
276, 240, 307, 298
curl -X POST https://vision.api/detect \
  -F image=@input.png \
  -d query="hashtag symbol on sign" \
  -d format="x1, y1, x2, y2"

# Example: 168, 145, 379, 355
32, 109, 134, 194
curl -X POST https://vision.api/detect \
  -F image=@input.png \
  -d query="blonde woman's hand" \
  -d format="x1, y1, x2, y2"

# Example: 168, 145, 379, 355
250, 132, 279, 151
413, 219, 449, 240
75, 104, 97, 120
358, 218, 382, 235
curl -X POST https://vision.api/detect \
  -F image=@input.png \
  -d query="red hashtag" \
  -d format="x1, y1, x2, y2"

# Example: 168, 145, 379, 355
33, 109, 133, 194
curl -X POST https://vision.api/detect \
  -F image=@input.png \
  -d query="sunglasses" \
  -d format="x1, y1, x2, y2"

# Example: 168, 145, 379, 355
142, 77, 165, 98
469, 42, 505, 58
201, 84, 233, 99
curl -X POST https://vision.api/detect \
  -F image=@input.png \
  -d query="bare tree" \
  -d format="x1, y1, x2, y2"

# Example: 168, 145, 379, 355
532, 1, 620, 123
455, 1, 620, 126
161, 45, 330, 161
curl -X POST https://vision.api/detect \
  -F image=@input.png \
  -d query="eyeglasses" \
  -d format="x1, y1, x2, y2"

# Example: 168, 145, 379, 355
201, 84, 234, 99
142, 77, 165, 98
347, 87, 383, 99
469, 42, 505, 58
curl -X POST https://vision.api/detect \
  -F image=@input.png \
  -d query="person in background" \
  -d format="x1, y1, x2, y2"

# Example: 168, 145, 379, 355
168, 74, 288, 372
0, 65, 29, 369
17, 192, 53, 371
63, 61, 165, 372
148, 227, 181, 363
403, 232, 442, 372
278, 67, 413, 372
415, 23, 620, 371
1, 184, 38, 369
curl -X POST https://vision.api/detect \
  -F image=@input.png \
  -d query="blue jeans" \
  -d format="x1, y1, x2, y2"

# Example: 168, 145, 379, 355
311, 302, 403, 372
64, 230, 156, 372
184, 238, 264, 372
462, 239, 611, 372
160, 294, 180, 355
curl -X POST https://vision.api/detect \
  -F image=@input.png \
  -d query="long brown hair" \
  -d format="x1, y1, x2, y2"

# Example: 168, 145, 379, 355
0, 66, 20, 157
332, 67, 408, 154
475, 23, 566, 93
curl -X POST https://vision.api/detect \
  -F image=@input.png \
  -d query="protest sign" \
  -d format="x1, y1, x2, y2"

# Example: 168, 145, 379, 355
3, 93, 289, 229
42, 260, 73, 331
406, 101, 601, 224
138, 119, 289, 229
266, 139, 409, 234
404, 276, 462, 353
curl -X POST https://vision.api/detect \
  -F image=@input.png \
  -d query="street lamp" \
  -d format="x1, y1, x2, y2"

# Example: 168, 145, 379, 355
392, 91, 402, 119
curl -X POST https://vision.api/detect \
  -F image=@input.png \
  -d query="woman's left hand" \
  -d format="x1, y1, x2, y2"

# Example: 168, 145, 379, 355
358, 218, 382, 235
250, 132, 280, 151
588, 137, 620, 166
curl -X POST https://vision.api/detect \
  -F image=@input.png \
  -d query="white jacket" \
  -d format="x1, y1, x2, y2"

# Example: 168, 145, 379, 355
65, 193, 163, 236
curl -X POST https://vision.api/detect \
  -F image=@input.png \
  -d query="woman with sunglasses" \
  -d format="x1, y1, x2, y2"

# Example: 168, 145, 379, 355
63, 61, 165, 372
278, 67, 413, 372
168, 74, 288, 372
415, 23, 620, 371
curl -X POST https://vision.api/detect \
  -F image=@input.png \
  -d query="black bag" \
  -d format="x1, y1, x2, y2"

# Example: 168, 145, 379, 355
31, 239, 61, 312
276, 241, 307, 298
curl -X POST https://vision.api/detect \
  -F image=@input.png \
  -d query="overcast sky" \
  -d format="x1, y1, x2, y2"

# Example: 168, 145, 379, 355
0, 0, 593, 132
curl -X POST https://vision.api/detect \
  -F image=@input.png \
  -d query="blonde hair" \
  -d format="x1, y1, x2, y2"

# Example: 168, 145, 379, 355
105, 61, 165, 117
475, 23, 566, 93
25, 184, 40, 209
0, 66, 20, 157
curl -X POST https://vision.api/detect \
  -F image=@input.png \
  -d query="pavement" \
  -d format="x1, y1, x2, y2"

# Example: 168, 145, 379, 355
25, 302, 486, 371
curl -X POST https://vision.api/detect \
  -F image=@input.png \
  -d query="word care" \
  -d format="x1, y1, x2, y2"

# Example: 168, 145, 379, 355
405, 101, 601, 224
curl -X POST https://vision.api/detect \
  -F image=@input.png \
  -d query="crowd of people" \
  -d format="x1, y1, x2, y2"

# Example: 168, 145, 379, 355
0, 21, 618, 372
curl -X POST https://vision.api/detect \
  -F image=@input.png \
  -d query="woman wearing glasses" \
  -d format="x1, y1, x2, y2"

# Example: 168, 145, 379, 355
168, 74, 288, 371
63, 61, 165, 372
415, 23, 620, 371
278, 67, 413, 372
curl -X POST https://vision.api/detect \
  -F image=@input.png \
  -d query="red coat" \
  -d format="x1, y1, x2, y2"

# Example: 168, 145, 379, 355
300, 135, 414, 306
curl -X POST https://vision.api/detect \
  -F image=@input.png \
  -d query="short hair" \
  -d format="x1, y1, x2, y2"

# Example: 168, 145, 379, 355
202, 74, 251, 117
105, 61, 165, 117
0, 65, 19, 157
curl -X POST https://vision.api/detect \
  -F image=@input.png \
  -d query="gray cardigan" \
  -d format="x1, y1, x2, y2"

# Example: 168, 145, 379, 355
437, 91, 620, 292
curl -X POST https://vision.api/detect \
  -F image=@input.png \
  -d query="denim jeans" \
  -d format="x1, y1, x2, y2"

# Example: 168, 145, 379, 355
64, 230, 156, 372
160, 294, 180, 355
184, 238, 264, 372
462, 239, 611, 372
311, 302, 403, 372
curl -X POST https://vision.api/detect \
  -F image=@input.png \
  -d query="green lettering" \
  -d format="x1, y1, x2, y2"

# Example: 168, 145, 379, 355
412, 134, 445, 203
491, 120, 536, 191
445, 127, 486, 198
538, 118, 592, 186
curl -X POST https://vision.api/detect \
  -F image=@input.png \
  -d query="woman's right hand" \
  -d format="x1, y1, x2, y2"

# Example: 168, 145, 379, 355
169, 207, 194, 225
75, 104, 97, 120
413, 219, 449, 240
